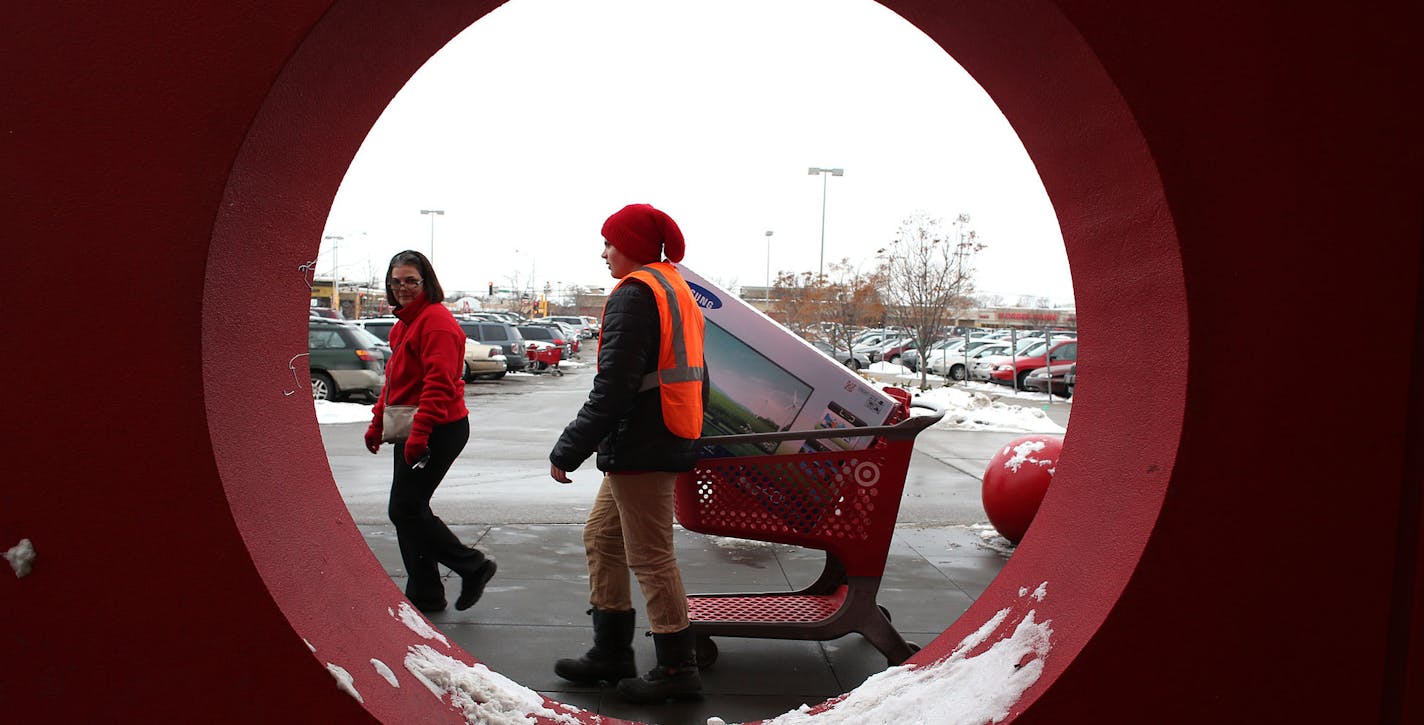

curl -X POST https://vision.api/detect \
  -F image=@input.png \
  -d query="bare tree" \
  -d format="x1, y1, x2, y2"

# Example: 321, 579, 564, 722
877, 211, 983, 388
769, 270, 828, 338
768, 260, 884, 365
819, 258, 886, 362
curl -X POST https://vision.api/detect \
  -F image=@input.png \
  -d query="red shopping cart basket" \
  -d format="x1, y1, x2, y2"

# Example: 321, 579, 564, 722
675, 410, 944, 667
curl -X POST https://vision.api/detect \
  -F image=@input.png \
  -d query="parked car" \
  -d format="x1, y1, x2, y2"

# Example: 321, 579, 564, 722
462, 340, 507, 381
307, 319, 385, 401
581, 316, 601, 338
518, 324, 575, 359
900, 338, 957, 372
925, 338, 1003, 379
990, 339, 1078, 389
879, 337, 918, 365
535, 315, 595, 339
971, 336, 1068, 381
1064, 363, 1077, 397
309, 306, 343, 321
1022, 361, 1075, 397
349, 316, 397, 342
929, 340, 1013, 381
810, 340, 871, 370
457, 319, 528, 372
540, 321, 583, 355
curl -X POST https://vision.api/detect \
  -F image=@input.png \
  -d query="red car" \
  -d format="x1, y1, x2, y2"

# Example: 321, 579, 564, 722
990, 338, 1078, 389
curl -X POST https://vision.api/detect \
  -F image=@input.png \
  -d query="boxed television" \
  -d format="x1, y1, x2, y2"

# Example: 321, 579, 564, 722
677, 264, 898, 457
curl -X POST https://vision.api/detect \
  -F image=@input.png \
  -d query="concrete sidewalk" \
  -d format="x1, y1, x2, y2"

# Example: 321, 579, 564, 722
362, 522, 1011, 725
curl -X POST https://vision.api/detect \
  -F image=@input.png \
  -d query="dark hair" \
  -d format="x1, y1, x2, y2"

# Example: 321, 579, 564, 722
385, 250, 446, 307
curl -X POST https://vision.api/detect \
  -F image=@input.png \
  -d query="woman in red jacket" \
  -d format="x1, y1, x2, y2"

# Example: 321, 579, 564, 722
365, 250, 496, 613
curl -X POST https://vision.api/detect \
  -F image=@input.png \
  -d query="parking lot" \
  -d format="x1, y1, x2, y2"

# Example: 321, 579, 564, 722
321, 360, 1071, 527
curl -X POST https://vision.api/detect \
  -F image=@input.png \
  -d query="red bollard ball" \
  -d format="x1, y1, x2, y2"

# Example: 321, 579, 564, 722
982, 434, 1064, 544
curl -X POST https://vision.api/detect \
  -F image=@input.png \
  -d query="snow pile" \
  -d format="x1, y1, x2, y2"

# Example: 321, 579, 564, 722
404, 645, 584, 725
867, 361, 913, 375
314, 399, 375, 425
742, 585, 1053, 725
900, 386, 1064, 433
6, 538, 35, 577
389, 601, 449, 646
971, 523, 1016, 556
559, 359, 590, 368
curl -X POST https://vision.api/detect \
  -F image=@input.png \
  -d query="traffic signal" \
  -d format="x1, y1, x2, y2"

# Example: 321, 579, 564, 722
488, 281, 494, 296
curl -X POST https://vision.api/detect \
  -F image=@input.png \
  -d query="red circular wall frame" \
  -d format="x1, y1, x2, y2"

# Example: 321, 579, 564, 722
5, 2, 1419, 723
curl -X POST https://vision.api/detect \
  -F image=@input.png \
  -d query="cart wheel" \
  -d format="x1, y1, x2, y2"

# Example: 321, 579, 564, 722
878, 604, 892, 623
695, 635, 719, 669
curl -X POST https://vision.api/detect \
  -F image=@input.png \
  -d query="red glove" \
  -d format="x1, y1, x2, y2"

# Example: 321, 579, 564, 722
403, 433, 429, 466
364, 424, 382, 454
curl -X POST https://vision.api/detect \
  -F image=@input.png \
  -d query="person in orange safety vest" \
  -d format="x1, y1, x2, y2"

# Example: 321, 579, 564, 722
549, 203, 709, 703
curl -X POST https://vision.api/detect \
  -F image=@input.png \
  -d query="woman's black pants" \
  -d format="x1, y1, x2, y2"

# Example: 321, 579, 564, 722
388, 416, 484, 607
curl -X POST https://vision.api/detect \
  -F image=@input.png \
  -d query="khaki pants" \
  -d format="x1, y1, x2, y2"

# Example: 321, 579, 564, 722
584, 472, 689, 634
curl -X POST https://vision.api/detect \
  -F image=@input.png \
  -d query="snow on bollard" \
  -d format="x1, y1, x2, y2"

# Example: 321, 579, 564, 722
982, 435, 1063, 544
6, 538, 35, 577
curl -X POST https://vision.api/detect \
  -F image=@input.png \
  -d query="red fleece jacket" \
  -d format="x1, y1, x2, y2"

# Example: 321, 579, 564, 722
370, 295, 469, 440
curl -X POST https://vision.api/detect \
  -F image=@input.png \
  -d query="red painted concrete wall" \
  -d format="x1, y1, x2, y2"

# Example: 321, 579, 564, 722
4, 1, 1419, 723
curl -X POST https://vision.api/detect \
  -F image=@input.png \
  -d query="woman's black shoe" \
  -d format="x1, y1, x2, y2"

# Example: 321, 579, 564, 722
455, 559, 497, 611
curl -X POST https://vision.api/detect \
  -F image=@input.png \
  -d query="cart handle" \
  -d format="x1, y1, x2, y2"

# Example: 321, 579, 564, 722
697, 410, 944, 446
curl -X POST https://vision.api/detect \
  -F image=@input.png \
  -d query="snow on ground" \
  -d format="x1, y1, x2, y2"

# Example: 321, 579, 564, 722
404, 645, 585, 725
971, 523, 1018, 557
894, 385, 1065, 434
315, 399, 376, 425
724, 585, 1053, 725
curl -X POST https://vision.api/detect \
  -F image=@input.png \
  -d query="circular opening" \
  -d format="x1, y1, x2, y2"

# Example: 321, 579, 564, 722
204, 0, 1185, 721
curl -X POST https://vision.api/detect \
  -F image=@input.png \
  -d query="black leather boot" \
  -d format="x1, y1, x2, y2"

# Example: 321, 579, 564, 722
616, 627, 701, 703
554, 608, 638, 685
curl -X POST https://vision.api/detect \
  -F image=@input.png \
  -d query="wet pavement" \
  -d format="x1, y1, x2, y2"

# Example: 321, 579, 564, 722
359, 521, 1010, 725
329, 362, 1068, 724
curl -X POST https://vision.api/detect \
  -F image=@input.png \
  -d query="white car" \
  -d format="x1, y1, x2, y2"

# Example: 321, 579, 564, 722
534, 316, 594, 339
927, 339, 1009, 380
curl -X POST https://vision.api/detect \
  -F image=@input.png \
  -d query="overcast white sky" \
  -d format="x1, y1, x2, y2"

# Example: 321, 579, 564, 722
321, 0, 1073, 305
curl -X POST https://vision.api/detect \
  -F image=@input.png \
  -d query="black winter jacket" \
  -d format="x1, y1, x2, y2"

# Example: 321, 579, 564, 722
549, 278, 708, 473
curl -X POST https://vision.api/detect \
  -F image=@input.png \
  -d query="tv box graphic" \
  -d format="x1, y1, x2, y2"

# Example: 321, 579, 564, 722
676, 264, 896, 457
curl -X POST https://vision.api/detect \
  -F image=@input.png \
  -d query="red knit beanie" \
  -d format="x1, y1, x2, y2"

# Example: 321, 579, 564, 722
601, 203, 685, 264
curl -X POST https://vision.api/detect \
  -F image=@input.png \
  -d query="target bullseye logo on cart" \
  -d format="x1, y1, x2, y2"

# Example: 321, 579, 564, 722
852, 460, 881, 487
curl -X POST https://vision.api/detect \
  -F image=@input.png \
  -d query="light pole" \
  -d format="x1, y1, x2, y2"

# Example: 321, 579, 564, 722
420, 209, 444, 261
764, 230, 774, 300
807, 167, 843, 277
323, 234, 342, 314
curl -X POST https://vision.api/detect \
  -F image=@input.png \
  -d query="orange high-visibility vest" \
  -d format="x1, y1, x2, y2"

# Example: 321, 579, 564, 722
605, 262, 706, 439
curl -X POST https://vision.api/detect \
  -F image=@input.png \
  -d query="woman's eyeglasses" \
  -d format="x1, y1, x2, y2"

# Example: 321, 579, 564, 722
390, 278, 424, 289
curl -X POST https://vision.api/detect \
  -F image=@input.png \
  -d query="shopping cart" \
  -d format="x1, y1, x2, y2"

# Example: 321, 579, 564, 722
675, 407, 944, 667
